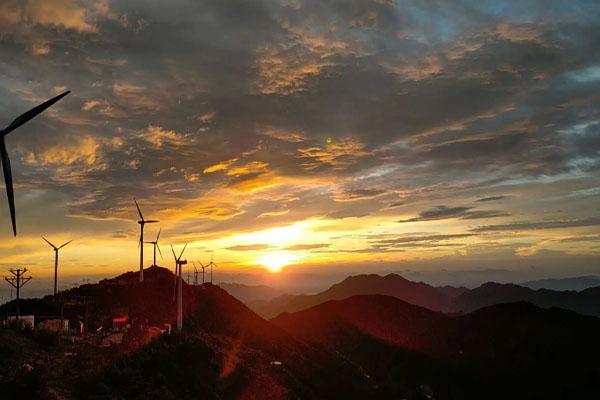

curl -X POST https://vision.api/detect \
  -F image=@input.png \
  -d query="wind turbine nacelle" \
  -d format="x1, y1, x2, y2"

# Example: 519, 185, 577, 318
180, 260, 188, 265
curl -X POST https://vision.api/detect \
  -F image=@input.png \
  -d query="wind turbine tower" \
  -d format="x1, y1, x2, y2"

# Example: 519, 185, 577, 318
42, 237, 73, 298
134, 199, 159, 282
171, 243, 188, 332
144, 228, 163, 267
1, 91, 70, 236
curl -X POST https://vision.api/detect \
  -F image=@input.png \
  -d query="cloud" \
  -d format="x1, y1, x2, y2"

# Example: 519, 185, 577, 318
369, 233, 475, 250
256, 44, 333, 95
494, 22, 546, 45
284, 243, 330, 251
196, 111, 216, 124
193, 205, 244, 221
252, 16, 361, 96
112, 82, 160, 112
398, 205, 509, 222
22, 136, 101, 167
472, 217, 600, 232
460, 210, 511, 220
137, 125, 189, 148
227, 161, 270, 176
257, 209, 290, 218
226, 171, 282, 193
225, 244, 271, 251
81, 99, 121, 117
81, 100, 101, 111
0, 0, 119, 57
297, 138, 373, 170
260, 127, 307, 143
386, 201, 405, 209
476, 195, 508, 202
203, 158, 239, 174
336, 233, 476, 253
385, 55, 444, 81
0, 0, 99, 33
558, 235, 600, 243
333, 188, 388, 202
2, 0, 600, 276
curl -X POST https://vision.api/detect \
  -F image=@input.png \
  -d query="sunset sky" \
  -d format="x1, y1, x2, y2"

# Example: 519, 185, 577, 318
1, 0, 599, 298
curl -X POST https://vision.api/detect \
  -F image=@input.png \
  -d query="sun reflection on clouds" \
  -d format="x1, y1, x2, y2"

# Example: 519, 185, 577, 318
227, 220, 315, 247
213, 220, 322, 272
258, 252, 301, 273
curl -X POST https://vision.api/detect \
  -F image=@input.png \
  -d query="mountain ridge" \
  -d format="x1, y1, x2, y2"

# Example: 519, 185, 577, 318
250, 272, 600, 319
1, 266, 372, 400
272, 294, 600, 399
250, 273, 462, 318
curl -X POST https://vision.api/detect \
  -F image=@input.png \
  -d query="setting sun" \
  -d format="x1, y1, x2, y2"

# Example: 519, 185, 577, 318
258, 252, 301, 273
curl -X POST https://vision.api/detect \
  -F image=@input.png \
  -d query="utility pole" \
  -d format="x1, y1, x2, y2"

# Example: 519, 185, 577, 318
4, 268, 32, 318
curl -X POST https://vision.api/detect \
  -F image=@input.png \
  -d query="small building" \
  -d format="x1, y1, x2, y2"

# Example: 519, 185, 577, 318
38, 319, 69, 332
5, 315, 35, 329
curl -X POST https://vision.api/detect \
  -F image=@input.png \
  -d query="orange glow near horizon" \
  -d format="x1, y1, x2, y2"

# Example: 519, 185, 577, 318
258, 252, 302, 273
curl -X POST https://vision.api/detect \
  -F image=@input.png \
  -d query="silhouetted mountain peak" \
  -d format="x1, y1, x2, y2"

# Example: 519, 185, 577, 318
450, 279, 600, 317
3, 268, 373, 400
251, 272, 454, 318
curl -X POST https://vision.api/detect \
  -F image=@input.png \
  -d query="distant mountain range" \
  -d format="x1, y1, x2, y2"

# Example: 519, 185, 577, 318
273, 295, 600, 399
249, 273, 600, 318
2, 267, 600, 399
248, 273, 467, 318
520, 275, 600, 291
449, 281, 600, 315
218, 282, 286, 302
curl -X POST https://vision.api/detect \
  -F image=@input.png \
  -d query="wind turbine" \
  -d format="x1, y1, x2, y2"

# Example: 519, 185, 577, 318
171, 243, 187, 332
198, 261, 208, 284
134, 198, 159, 282
192, 261, 207, 285
42, 237, 73, 298
1, 90, 70, 236
205, 253, 217, 284
144, 228, 163, 267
